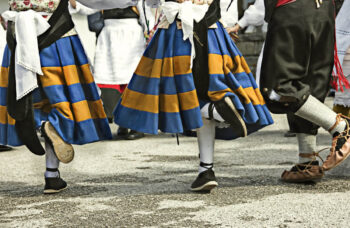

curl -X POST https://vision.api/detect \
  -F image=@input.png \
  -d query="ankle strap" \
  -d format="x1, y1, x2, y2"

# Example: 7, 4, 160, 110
208, 103, 215, 120
200, 162, 213, 168
46, 168, 58, 172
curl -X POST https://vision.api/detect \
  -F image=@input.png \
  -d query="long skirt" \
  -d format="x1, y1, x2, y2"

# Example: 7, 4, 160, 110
0, 35, 112, 146
114, 21, 273, 135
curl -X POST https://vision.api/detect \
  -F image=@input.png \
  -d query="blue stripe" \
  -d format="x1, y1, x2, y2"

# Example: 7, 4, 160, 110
114, 102, 159, 134
40, 36, 89, 67
0, 87, 6, 106
1, 46, 10, 68
208, 74, 231, 92
43, 83, 100, 104
0, 123, 22, 146
48, 109, 112, 145
128, 73, 196, 95
144, 22, 191, 59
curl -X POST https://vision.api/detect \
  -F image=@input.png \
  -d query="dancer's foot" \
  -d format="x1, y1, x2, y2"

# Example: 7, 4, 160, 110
117, 127, 129, 137
284, 131, 296, 137
323, 114, 350, 171
191, 168, 218, 192
281, 160, 324, 183
42, 122, 74, 164
126, 130, 144, 140
0, 145, 12, 152
44, 169, 67, 194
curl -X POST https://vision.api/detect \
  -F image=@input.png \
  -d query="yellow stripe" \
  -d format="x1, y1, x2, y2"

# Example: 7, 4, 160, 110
135, 56, 192, 78
122, 88, 199, 114
160, 94, 179, 113
209, 86, 266, 106
41, 64, 95, 87
208, 88, 232, 102
33, 99, 52, 113
52, 100, 107, 122
178, 90, 200, 111
0, 67, 9, 88
208, 54, 251, 75
121, 88, 158, 113
0, 105, 15, 125
255, 88, 266, 105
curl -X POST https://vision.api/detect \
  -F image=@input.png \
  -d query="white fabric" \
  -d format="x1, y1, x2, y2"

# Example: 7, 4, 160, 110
297, 133, 316, 163
76, 0, 160, 10
93, 19, 145, 84
197, 118, 215, 174
162, 1, 209, 68
237, 0, 265, 29
201, 103, 225, 122
220, 0, 238, 27
295, 95, 345, 135
69, 1, 99, 15
45, 140, 60, 178
2, 10, 50, 100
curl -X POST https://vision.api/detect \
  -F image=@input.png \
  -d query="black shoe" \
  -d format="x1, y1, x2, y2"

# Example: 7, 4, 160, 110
44, 169, 67, 194
126, 130, 144, 140
0, 145, 12, 152
284, 131, 296, 137
191, 168, 218, 192
117, 127, 129, 136
213, 97, 247, 138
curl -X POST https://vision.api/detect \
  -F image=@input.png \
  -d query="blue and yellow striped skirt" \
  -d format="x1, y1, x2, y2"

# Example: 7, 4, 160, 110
0, 35, 112, 146
114, 21, 273, 135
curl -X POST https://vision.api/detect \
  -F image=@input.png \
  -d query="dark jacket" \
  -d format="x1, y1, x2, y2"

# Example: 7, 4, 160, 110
264, 0, 278, 22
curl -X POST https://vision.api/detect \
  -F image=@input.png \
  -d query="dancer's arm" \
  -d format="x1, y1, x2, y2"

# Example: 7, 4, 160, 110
76, 0, 161, 10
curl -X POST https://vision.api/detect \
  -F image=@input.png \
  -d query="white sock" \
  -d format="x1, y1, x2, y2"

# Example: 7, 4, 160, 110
297, 133, 317, 163
201, 103, 225, 122
45, 140, 60, 178
197, 118, 216, 174
295, 95, 346, 136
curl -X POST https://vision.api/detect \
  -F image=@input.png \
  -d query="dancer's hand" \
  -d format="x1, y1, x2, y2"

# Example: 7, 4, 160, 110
226, 24, 240, 34
0, 16, 6, 31
69, 0, 77, 9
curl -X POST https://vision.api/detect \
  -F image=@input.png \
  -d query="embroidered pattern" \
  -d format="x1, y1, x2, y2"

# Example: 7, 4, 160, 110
9, 0, 60, 13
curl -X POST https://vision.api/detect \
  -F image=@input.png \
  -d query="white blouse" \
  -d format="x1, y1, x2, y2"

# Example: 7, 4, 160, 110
237, 0, 265, 29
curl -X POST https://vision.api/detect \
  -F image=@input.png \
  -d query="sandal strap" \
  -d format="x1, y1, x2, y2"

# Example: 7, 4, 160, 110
328, 114, 343, 132
208, 103, 215, 120
46, 168, 58, 172
298, 148, 329, 163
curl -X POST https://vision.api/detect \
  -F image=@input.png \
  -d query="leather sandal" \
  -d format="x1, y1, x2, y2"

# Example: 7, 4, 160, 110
323, 114, 350, 171
281, 152, 325, 183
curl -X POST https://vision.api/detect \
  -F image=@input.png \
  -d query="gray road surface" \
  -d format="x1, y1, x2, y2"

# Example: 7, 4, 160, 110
1, 99, 350, 227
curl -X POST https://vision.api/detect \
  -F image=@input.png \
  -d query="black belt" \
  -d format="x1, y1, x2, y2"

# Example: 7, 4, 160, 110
103, 7, 139, 20
6, 0, 74, 155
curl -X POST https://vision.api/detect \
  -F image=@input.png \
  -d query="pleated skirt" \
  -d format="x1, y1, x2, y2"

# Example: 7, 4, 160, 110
114, 21, 273, 135
0, 35, 112, 146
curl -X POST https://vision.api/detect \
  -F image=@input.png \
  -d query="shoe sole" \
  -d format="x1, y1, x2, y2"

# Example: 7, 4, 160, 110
43, 122, 74, 164
323, 150, 350, 171
43, 186, 67, 194
282, 176, 324, 183
216, 97, 247, 137
191, 181, 218, 192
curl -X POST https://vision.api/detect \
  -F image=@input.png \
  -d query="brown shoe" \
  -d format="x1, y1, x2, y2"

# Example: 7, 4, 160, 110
42, 122, 74, 164
323, 114, 350, 171
281, 152, 324, 183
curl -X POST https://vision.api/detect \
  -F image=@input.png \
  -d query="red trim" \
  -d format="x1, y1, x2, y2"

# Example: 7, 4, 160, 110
276, 0, 296, 7
97, 84, 127, 94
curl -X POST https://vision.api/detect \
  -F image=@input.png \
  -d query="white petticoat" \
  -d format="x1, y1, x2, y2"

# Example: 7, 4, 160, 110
334, 48, 350, 107
93, 18, 146, 85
